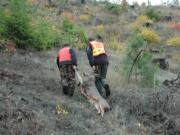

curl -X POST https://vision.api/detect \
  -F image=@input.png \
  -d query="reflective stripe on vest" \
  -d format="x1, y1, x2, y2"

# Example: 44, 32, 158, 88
58, 47, 71, 63
90, 41, 106, 56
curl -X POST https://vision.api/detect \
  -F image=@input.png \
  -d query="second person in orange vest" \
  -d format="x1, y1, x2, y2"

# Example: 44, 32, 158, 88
57, 43, 77, 97
86, 38, 111, 98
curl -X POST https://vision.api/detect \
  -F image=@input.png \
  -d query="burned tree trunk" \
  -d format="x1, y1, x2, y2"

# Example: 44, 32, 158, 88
75, 70, 110, 117
152, 58, 169, 70
163, 73, 180, 88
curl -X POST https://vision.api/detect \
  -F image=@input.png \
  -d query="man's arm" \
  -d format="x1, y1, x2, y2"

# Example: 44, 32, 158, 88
86, 46, 94, 66
56, 56, 59, 68
70, 48, 77, 66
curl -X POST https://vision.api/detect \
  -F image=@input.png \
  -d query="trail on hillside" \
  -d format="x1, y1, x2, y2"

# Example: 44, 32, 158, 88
0, 49, 180, 135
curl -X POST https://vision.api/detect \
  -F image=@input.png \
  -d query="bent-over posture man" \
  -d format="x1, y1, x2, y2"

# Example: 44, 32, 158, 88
86, 38, 111, 98
57, 44, 77, 96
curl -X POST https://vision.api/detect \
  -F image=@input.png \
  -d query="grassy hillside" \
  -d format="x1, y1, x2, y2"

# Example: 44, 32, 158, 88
0, 0, 180, 135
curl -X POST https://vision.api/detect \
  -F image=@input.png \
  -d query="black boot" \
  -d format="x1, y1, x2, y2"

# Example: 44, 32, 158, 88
63, 86, 69, 95
68, 88, 74, 97
104, 84, 110, 97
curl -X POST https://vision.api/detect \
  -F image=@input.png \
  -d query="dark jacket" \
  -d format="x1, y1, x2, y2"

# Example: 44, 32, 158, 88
57, 47, 77, 68
86, 44, 108, 66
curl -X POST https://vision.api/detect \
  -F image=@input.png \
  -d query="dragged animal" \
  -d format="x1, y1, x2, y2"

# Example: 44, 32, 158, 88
75, 69, 110, 117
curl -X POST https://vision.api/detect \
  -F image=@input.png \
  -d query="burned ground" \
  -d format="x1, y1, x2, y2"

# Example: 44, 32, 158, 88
0, 48, 180, 135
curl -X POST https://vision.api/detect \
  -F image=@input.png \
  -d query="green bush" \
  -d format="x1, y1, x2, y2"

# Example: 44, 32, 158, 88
106, 3, 122, 15
143, 7, 160, 21
0, 0, 32, 48
60, 19, 87, 50
123, 34, 158, 87
0, 0, 58, 50
106, 1, 128, 15
31, 18, 57, 50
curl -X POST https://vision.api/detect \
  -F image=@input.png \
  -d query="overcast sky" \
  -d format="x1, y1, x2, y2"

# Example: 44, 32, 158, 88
109, 0, 176, 5
129, 0, 178, 5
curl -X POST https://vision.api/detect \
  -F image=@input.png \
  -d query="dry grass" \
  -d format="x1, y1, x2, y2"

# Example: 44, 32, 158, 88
60, 11, 76, 22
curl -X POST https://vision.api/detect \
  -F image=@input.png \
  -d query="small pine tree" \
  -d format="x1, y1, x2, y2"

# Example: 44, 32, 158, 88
0, 0, 32, 48
123, 34, 158, 87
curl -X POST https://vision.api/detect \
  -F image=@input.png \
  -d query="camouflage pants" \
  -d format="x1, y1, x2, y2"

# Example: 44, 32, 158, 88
59, 65, 75, 96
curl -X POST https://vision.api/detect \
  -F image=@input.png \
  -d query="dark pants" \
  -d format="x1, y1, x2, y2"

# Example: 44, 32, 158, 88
94, 63, 110, 97
59, 65, 75, 96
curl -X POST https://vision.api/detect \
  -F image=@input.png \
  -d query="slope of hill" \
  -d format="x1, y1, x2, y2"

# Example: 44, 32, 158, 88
0, 0, 180, 135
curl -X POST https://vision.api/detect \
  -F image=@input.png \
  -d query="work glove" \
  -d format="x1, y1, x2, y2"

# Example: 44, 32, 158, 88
73, 65, 77, 70
92, 65, 96, 71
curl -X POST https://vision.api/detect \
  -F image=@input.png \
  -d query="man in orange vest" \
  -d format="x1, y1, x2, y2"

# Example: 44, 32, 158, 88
86, 38, 111, 98
57, 43, 77, 96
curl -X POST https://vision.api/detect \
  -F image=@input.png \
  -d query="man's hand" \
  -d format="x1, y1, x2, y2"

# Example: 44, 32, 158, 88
73, 65, 77, 70
92, 65, 96, 71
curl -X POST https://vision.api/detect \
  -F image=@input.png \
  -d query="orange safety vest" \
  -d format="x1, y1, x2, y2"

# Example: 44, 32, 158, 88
90, 41, 106, 56
58, 47, 71, 62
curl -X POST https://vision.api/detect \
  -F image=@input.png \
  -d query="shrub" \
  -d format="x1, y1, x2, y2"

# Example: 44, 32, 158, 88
139, 28, 160, 44
30, 18, 57, 50
167, 37, 180, 47
106, 3, 122, 15
123, 34, 158, 87
131, 15, 153, 31
137, 15, 152, 24
79, 14, 90, 23
0, 0, 60, 50
143, 7, 160, 21
95, 24, 104, 33
60, 19, 87, 50
0, 0, 32, 48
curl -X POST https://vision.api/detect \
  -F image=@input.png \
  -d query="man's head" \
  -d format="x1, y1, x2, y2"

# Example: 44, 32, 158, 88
88, 37, 95, 42
63, 43, 70, 47
87, 37, 95, 46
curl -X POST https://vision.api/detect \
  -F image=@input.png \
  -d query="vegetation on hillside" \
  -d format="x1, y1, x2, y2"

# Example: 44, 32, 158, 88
167, 36, 180, 47
0, 0, 87, 50
0, 0, 178, 85
0, 0, 32, 48
0, 0, 180, 135
123, 34, 158, 87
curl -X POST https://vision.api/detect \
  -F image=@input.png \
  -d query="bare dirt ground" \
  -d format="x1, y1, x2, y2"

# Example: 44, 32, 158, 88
0, 48, 180, 135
